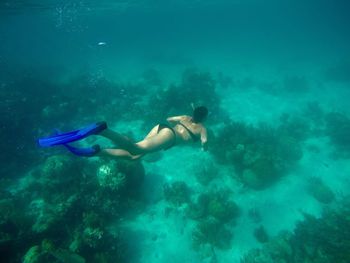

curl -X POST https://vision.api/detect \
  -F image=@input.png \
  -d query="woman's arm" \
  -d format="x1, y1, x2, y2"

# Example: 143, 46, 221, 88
200, 127, 208, 151
166, 115, 185, 125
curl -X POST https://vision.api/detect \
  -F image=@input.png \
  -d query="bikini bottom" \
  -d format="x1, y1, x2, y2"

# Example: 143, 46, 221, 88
157, 123, 177, 150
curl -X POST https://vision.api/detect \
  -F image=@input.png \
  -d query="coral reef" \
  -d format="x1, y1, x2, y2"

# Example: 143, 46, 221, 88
23, 245, 43, 263
307, 177, 335, 204
242, 232, 293, 263
207, 195, 240, 223
325, 112, 350, 158
188, 189, 240, 250
69, 211, 106, 252
211, 121, 303, 190
242, 197, 350, 263
253, 225, 269, 243
28, 196, 77, 233
97, 163, 126, 192
116, 160, 145, 198
188, 190, 240, 223
6, 64, 349, 263
192, 217, 233, 250
278, 114, 311, 141
0, 154, 145, 263
23, 239, 86, 263
163, 181, 191, 206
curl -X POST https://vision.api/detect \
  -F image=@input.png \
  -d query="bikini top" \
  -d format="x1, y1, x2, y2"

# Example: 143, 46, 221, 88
178, 122, 200, 142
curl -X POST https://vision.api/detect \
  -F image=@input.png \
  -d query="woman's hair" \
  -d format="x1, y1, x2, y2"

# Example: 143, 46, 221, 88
192, 106, 208, 123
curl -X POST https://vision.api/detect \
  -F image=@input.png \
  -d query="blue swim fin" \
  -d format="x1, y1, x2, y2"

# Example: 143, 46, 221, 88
63, 144, 101, 157
38, 121, 107, 147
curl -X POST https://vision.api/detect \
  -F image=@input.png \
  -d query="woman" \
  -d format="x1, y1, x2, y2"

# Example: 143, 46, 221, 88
38, 106, 208, 161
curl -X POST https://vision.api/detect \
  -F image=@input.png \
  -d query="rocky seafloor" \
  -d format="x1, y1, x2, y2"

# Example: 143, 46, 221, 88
1, 64, 350, 263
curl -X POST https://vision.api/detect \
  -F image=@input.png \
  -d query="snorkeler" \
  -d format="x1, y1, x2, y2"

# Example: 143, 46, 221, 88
38, 106, 208, 160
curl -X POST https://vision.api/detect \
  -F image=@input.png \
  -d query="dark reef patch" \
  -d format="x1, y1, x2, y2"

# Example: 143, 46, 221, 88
242, 196, 350, 263
210, 119, 304, 190
0, 156, 146, 263
325, 112, 350, 158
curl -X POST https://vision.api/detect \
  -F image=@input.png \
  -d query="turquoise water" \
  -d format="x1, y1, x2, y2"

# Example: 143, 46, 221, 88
1, 1, 350, 262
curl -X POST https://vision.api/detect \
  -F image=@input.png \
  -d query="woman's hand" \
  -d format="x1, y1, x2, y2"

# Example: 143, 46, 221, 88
201, 141, 208, 151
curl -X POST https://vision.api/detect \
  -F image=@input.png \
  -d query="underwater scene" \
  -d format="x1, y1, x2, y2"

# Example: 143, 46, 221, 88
1, 0, 350, 262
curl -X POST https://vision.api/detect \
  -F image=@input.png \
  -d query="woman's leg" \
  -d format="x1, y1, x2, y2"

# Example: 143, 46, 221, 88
99, 148, 143, 160
99, 128, 175, 159
99, 129, 142, 154
99, 125, 165, 154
